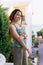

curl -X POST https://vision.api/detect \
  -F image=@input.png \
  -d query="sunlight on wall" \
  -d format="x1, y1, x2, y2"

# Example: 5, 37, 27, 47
14, 4, 28, 15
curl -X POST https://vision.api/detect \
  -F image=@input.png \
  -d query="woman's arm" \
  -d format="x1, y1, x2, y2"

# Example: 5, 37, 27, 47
10, 24, 32, 57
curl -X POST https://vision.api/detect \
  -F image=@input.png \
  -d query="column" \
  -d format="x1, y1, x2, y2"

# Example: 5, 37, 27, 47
25, 4, 32, 57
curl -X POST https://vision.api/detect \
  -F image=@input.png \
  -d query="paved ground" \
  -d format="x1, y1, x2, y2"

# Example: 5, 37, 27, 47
38, 43, 43, 65
5, 63, 13, 65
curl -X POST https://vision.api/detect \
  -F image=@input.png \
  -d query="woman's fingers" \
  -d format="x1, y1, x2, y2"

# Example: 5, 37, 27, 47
20, 35, 24, 40
29, 51, 32, 57
27, 49, 32, 57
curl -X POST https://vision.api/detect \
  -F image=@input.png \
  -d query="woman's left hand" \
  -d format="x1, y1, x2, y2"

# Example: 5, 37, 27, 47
24, 34, 27, 39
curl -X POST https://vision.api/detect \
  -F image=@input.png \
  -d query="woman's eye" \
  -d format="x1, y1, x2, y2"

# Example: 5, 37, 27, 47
17, 14, 21, 17
17, 14, 19, 15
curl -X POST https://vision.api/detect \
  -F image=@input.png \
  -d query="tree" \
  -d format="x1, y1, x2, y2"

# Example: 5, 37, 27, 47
0, 7, 14, 62
32, 31, 35, 42
37, 28, 43, 38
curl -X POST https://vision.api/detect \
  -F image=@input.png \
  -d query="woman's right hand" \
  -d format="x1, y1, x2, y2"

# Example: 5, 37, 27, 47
27, 49, 32, 57
20, 35, 24, 40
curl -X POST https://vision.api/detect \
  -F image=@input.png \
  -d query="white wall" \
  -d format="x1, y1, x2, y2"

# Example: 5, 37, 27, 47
25, 4, 32, 57
0, 0, 31, 8
32, 0, 43, 25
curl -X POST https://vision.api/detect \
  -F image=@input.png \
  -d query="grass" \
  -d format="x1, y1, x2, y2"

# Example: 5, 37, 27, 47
28, 58, 33, 65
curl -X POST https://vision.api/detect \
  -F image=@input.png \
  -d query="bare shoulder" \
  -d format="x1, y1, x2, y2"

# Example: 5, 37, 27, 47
9, 23, 16, 30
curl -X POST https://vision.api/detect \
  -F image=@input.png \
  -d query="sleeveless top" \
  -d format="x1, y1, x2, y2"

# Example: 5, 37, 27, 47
14, 26, 27, 47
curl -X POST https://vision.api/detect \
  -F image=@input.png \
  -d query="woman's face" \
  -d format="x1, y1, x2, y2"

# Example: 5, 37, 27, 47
14, 11, 21, 22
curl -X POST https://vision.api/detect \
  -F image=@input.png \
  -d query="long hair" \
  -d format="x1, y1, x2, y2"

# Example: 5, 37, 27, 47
9, 9, 23, 22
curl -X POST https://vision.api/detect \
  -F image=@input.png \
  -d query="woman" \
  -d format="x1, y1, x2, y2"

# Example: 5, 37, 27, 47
9, 9, 32, 65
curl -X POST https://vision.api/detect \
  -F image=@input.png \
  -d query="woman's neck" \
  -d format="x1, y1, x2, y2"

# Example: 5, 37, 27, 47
12, 20, 22, 27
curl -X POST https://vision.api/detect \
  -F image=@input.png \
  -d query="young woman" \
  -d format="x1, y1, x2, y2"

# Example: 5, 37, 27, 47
9, 9, 32, 65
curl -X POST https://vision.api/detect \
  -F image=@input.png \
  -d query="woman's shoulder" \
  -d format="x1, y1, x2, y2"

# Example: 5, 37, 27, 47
9, 23, 16, 30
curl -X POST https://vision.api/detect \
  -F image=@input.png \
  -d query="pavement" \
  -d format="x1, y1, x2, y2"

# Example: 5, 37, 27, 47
38, 42, 43, 65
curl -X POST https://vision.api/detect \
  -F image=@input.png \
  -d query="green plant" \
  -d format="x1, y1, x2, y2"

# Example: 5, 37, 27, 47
34, 40, 39, 47
0, 7, 14, 62
37, 28, 43, 38
32, 35, 35, 42
28, 58, 33, 65
32, 31, 35, 42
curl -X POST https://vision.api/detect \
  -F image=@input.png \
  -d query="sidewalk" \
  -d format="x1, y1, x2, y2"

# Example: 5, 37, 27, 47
38, 43, 43, 65
5, 63, 13, 65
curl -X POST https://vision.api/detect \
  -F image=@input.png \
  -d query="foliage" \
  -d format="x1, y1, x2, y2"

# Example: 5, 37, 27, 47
28, 58, 33, 65
34, 39, 39, 47
32, 31, 35, 42
37, 28, 43, 38
0, 7, 14, 62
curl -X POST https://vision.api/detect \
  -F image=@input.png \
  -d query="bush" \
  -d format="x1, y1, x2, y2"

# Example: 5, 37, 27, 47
32, 35, 35, 42
0, 7, 14, 62
34, 39, 39, 47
